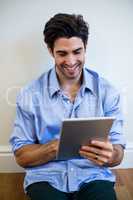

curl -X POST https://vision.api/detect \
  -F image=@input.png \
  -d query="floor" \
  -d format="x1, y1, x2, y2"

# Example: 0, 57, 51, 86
114, 169, 133, 200
0, 169, 133, 200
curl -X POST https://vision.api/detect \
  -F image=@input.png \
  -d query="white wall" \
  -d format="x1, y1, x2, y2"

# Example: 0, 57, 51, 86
0, 0, 133, 168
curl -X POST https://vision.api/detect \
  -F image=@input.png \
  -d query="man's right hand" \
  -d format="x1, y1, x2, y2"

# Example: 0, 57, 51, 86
15, 139, 59, 168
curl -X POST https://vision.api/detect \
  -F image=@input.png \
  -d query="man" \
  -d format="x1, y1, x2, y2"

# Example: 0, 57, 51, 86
10, 13, 126, 200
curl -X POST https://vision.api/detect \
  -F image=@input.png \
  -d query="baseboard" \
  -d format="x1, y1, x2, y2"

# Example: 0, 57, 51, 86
0, 142, 133, 172
0, 145, 24, 172
115, 142, 133, 168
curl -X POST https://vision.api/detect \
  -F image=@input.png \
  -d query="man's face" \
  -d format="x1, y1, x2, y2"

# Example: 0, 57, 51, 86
50, 37, 86, 81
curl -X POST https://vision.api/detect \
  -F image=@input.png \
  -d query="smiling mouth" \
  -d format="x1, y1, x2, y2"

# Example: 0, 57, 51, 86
63, 63, 80, 70
64, 65, 79, 74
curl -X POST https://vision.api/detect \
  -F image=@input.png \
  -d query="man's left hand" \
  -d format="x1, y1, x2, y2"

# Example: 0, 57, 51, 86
79, 140, 114, 166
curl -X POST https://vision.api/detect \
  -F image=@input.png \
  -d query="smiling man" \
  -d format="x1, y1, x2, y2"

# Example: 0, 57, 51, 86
49, 36, 85, 102
52, 37, 84, 79
10, 13, 126, 200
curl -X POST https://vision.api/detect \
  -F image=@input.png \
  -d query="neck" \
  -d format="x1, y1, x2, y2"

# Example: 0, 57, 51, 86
55, 68, 83, 102
56, 68, 83, 89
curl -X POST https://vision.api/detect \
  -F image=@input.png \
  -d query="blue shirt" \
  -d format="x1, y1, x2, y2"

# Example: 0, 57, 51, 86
10, 67, 126, 193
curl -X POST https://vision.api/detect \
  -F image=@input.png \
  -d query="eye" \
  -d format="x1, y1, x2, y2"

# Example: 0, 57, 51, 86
59, 53, 66, 57
57, 52, 67, 57
74, 51, 81, 55
76, 51, 80, 54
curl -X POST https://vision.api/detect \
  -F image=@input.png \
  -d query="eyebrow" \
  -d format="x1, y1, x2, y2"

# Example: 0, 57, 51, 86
56, 47, 83, 54
73, 47, 83, 52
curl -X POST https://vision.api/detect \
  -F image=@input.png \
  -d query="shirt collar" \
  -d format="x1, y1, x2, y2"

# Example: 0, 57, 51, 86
49, 66, 98, 98
49, 67, 60, 97
82, 67, 98, 96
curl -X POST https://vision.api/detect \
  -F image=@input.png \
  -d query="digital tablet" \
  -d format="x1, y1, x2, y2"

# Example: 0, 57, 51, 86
56, 117, 115, 160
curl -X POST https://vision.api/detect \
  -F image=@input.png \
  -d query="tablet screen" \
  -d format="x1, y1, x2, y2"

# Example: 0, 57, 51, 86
56, 117, 115, 160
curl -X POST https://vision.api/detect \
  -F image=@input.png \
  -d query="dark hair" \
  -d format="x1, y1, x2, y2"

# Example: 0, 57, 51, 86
43, 13, 89, 51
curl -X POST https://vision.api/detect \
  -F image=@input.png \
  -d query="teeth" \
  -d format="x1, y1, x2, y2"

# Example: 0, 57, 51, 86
65, 65, 79, 69
66, 67, 76, 70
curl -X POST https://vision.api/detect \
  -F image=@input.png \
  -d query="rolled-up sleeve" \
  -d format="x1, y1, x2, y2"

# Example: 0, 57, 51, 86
103, 81, 126, 148
10, 90, 36, 153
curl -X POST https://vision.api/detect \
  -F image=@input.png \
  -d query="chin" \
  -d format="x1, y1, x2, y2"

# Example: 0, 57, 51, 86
66, 72, 81, 80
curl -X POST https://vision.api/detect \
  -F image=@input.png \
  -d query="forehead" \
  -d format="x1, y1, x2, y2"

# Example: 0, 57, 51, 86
53, 37, 84, 51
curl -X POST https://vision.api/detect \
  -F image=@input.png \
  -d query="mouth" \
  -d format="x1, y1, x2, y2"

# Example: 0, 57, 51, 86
63, 63, 81, 73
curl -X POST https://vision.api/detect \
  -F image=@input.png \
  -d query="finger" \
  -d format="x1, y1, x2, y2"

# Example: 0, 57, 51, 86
79, 150, 96, 159
81, 146, 112, 159
89, 157, 105, 166
91, 140, 113, 151
80, 152, 105, 166
80, 150, 108, 164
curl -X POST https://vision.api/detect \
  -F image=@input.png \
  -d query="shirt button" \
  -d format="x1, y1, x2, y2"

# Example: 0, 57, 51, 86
70, 168, 74, 172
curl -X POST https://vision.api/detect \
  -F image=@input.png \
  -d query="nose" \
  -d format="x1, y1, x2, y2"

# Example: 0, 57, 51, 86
65, 55, 76, 66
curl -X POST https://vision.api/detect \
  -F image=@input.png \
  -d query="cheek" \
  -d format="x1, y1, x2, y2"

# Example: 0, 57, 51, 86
55, 57, 65, 65
80, 54, 85, 60
76, 53, 85, 61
